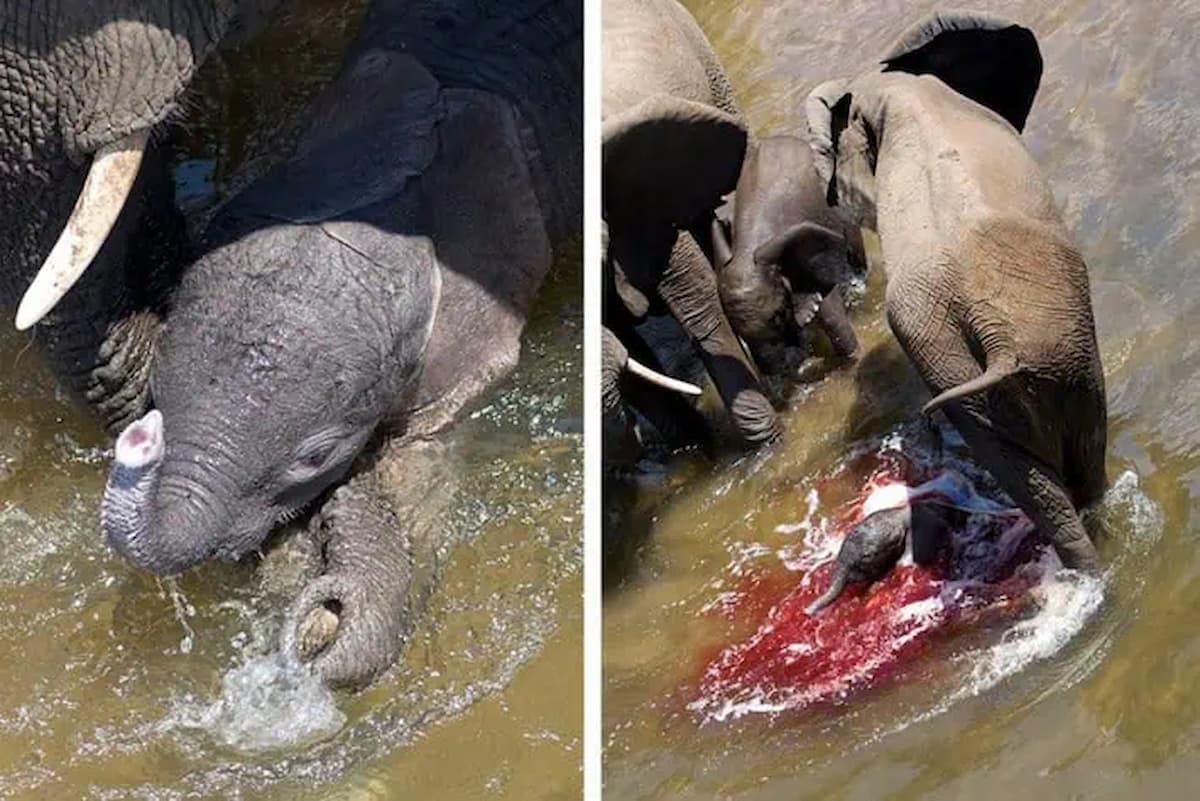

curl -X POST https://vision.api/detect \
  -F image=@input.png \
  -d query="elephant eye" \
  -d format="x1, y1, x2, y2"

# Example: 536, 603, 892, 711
283, 426, 372, 487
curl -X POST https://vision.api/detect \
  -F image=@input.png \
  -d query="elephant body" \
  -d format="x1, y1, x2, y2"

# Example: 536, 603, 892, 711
95, 0, 581, 686
602, 0, 779, 447
806, 12, 1107, 571
719, 135, 864, 370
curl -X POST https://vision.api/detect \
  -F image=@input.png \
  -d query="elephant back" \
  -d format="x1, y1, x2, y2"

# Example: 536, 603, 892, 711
602, 0, 742, 120
655, 0, 742, 118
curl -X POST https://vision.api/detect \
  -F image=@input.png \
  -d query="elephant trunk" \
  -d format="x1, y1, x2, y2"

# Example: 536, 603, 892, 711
806, 566, 849, 616
102, 410, 230, 576
288, 475, 415, 688
601, 328, 642, 469
660, 234, 780, 445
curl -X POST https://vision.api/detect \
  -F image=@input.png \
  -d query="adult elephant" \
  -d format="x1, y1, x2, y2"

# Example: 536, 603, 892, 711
101, 0, 582, 687
715, 134, 865, 373
602, 0, 780, 446
0, 1, 284, 433
804, 11, 1107, 571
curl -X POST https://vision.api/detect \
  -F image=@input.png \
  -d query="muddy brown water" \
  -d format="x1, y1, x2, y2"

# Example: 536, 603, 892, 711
604, 2, 1200, 799
0, 2, 580, 799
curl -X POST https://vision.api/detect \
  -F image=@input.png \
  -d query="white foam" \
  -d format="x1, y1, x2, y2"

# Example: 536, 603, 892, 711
930, 556, 1105, 719
163, 651, 345, 752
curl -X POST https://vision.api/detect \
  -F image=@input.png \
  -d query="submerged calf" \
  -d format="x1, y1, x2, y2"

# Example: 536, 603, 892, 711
102, 0, 581, 687
806, 485, 956, 615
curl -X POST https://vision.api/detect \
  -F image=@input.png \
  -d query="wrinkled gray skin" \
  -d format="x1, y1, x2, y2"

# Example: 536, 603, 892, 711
806, 502, 953, 614
806, 11, 1106, 572
717, 135, 864, 373
0, 1, 282, 433
602, 0, 779, 446
100, 0, 581, 687
601, 327, 643, 470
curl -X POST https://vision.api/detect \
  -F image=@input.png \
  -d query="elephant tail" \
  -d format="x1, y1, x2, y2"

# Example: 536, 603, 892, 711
805, 566, 850, 616
922, 352, 1019, 415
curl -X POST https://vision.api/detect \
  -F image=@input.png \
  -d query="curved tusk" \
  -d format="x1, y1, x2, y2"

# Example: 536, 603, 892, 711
15, 130, 150, 331
625, 356, 703, 396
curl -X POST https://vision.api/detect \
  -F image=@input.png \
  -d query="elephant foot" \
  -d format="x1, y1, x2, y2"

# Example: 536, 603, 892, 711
729, 388, 782, 445
283, 472, 414, 688
1053, 535, 1102, 574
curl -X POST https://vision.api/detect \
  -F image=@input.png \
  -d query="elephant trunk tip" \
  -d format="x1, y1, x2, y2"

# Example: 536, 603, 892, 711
114, 409, 165, 469
806, 567, 848, 616
103, 408, 173, 572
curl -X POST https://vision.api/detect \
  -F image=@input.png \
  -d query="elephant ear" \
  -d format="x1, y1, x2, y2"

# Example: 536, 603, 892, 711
805, 80, 854, 207
603, 94, 747, 226
753, 222, 842, 275
881, 10, 1043, 132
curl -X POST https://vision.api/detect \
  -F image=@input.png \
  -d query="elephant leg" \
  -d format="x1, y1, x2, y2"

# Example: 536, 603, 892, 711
886, 290, 1099, 571
910, 503, 959, 565
944, 406, 1101, 573
815, 286, 858, 358
287, 462, 415, 688
608, 314, 710, 449
1062, 379, 1109, 509
659, 232, 780, 445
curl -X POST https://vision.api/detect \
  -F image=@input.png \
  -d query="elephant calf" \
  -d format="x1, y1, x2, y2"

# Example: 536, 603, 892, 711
102, 0, 581, 687
717, 135, 865, 372
805, 11, 1107, 571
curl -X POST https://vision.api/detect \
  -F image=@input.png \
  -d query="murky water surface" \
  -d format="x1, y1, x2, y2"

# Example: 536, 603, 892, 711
0, 3, 580, 799
605, 1, 1200, 799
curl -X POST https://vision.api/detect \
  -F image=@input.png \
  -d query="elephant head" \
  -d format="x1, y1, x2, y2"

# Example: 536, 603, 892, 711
0, 1, 281, 430
716, 136, 865, 370
99, 214, 440, 575
601, 0, 780, 447
805, 10, 1043, 231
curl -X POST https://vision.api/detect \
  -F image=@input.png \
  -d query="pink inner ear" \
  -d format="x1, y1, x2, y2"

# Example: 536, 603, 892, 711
125, 428, 149, 448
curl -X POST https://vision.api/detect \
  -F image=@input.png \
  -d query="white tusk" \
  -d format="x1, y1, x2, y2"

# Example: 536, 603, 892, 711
15, 130, 150, 331
626, 357, 703, 396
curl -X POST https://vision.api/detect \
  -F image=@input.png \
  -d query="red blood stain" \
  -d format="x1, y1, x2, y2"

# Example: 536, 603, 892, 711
689, 453, 1046, 722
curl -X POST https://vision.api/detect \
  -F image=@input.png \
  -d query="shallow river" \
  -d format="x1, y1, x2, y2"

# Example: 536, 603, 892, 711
0, 2, 581, 799
604, 2, 1200, 799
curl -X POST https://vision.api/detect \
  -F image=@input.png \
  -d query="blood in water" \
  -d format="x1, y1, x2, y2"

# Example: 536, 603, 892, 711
692, 453, 1047, 720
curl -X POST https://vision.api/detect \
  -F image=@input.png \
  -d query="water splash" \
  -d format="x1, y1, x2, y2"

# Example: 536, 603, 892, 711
164, 648, 345, 753
160, 578, 197, 655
